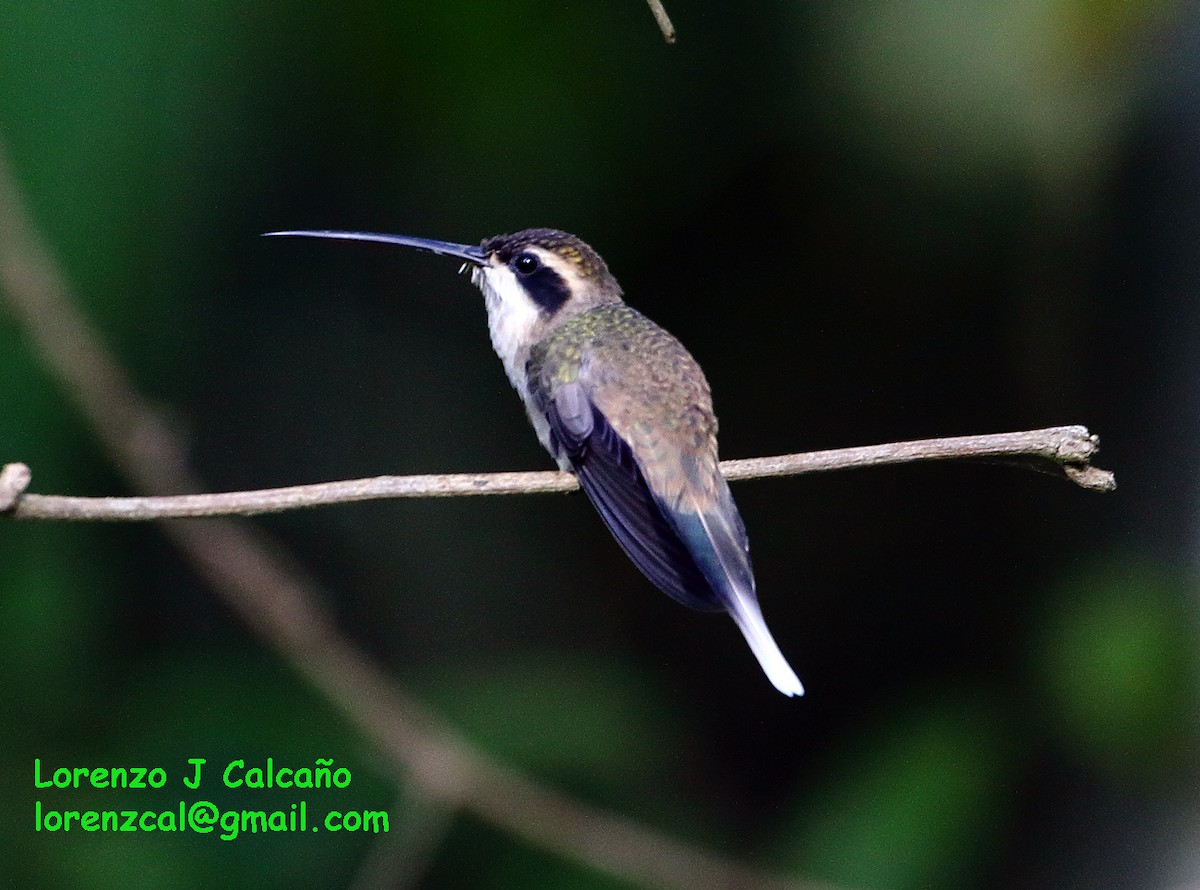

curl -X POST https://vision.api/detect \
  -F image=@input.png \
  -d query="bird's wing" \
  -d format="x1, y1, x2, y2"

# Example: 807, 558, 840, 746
541, 379, 804, 695
542, 381, 722, 611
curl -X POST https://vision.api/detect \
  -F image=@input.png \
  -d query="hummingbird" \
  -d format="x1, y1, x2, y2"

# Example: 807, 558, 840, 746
265, 227, 804, 696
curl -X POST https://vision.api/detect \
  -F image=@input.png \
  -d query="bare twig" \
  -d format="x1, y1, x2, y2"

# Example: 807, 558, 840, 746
2, 425, 1112, 522
0, 142, 835, 890
646, 0, 677, 43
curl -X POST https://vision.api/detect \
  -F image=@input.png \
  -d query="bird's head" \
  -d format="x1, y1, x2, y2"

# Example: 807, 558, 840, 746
473, 228, 622, 321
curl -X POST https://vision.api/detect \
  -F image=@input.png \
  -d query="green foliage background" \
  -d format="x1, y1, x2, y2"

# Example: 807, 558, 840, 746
3, 1, 1198, 887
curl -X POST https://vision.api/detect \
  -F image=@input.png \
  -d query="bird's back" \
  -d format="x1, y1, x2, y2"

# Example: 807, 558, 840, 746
532, 303, 722, 512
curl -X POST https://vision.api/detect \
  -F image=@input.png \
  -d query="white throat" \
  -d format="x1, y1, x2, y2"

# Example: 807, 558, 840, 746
471, 264, 540, 397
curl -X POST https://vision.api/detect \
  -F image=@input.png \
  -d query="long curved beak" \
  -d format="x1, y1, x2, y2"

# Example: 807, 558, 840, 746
263, 230, 488, 265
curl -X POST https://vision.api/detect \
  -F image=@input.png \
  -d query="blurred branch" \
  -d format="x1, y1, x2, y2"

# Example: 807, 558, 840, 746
2, 426, 1113, 521
0, 144, 835, 890
646, 0, 677, 43
347, 786, 457, 890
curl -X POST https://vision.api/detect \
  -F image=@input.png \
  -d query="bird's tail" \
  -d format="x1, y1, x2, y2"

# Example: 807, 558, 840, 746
725, 592, 804, 697
683, 495, 804, 697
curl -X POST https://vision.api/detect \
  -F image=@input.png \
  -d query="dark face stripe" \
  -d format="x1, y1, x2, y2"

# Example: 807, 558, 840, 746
521, 263, 571, 314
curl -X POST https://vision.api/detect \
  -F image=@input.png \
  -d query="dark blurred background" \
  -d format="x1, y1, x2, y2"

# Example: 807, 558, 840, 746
3, 1, 1198, 888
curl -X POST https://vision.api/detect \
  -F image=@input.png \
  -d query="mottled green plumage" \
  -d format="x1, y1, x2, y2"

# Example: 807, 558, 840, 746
527, 303, 721, 509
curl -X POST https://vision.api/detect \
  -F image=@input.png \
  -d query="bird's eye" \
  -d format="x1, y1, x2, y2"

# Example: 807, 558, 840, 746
514, 252, 540, 275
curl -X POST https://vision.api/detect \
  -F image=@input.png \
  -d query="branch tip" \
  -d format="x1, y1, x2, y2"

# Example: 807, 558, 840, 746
1049, 425, 1100, 462
1042, 426, 1112, 490
646, 0, 676, 43
0, 462, 31, 511
1062, 463, 1117, 492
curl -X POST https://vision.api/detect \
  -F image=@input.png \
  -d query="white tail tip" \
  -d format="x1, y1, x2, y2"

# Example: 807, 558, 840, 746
730, 602, 804, 697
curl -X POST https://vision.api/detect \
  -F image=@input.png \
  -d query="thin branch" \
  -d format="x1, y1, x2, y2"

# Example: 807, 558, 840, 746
1, 425, 1113, 522
0, 141, 835, 890
645, 0, 677, 43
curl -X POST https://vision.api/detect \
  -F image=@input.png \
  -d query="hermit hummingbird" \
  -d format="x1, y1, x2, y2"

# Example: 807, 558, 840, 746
266, 227, 804, 696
